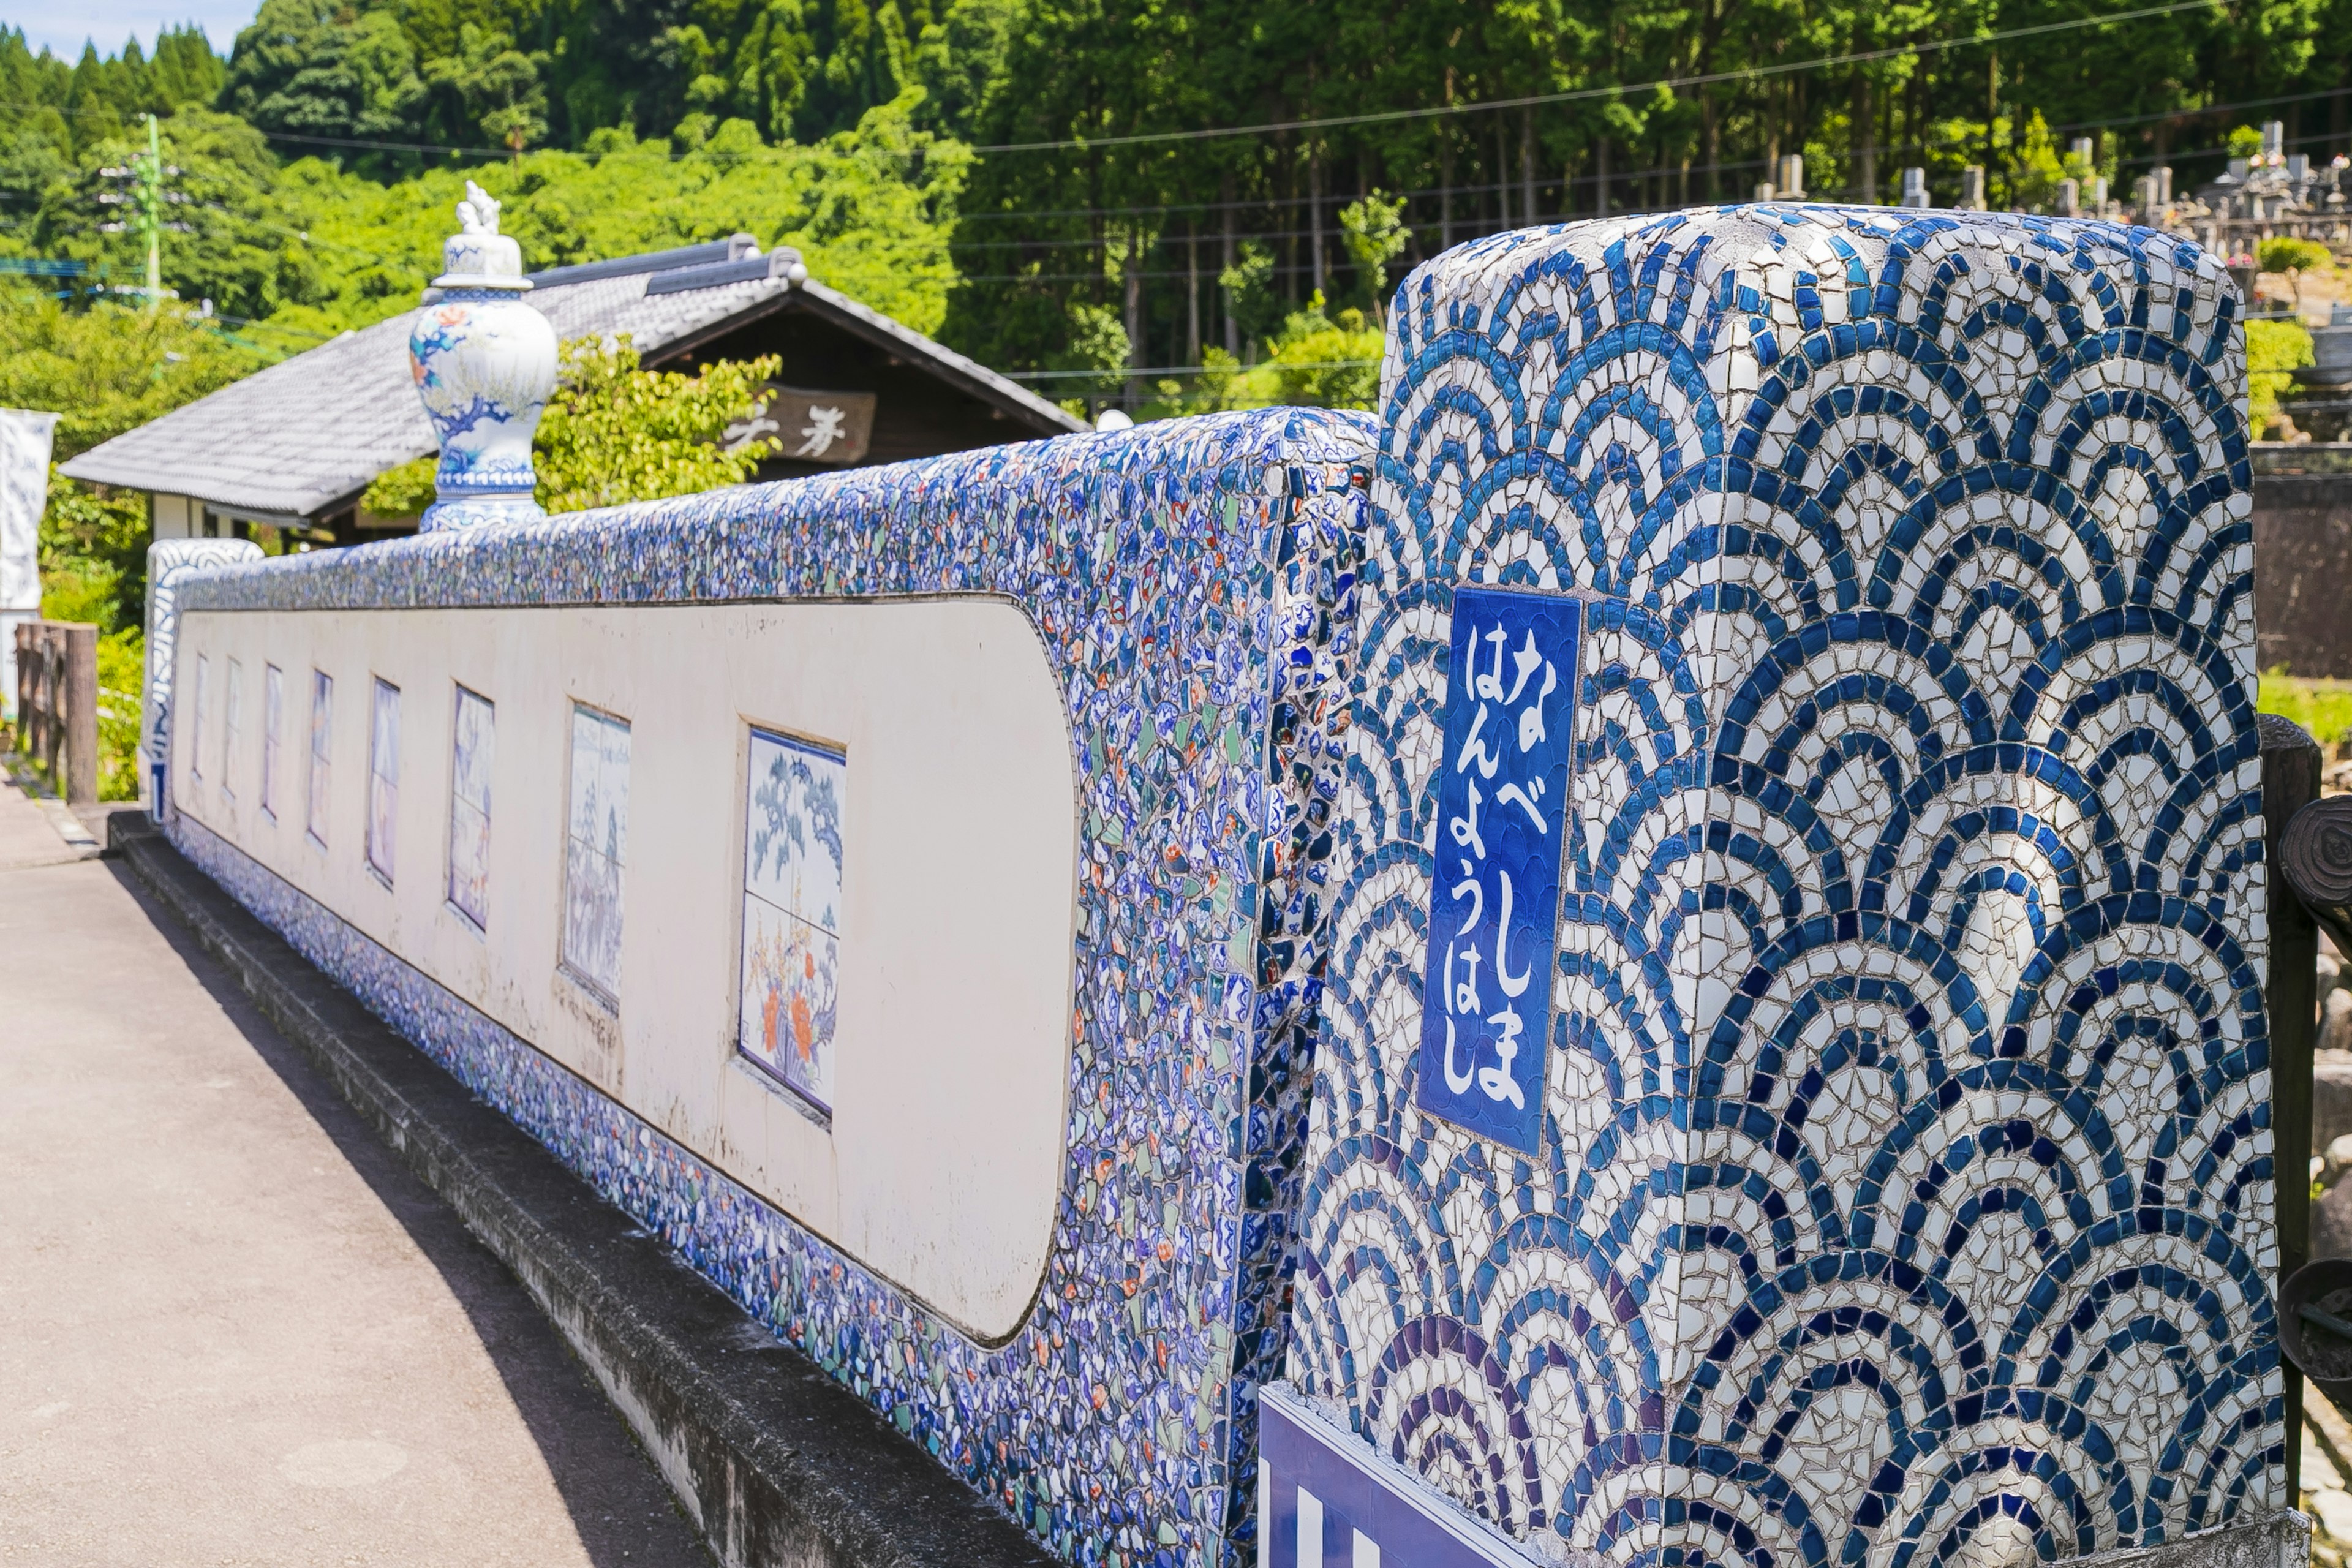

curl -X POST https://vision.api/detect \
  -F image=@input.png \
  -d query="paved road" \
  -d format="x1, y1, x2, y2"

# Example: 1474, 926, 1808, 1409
0, 777, 714, 1567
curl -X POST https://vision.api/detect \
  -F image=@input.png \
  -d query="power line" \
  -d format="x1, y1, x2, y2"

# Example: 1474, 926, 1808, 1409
963, 0, 2228, 153
1005, 359, 1380, 381
952, 85, 2352, 224
0, 0, 2272, 173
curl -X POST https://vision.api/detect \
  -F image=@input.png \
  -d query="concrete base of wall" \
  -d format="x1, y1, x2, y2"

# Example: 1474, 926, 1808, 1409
2056, 1513, 2309, 1568
110, 814, 1054, 1568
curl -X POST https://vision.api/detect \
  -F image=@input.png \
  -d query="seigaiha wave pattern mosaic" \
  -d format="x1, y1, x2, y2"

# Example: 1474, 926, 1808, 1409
1287, 207, 2277, 1566
165, 407, 1376, 1568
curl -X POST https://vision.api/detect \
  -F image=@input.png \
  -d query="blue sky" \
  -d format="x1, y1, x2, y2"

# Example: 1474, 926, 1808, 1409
10, 4, 256, 60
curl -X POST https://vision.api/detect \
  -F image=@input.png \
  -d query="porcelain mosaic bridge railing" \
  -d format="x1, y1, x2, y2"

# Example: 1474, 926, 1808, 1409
154, 407, 1375, 1568
1286, 206, 2278, 1568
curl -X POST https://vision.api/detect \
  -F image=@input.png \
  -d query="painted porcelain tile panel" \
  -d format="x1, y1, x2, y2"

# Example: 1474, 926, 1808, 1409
262, 662, 282, 817
160, 407, 1373, 1568
306, 670, 332, 844
368, 677, 399, 881
739, 727, 846, 1110
1290, 207, 2273, 1567
224, 658, 243, 801
190, 654, 208, 782
563, 703, 629, 999
448, 685, 492, 928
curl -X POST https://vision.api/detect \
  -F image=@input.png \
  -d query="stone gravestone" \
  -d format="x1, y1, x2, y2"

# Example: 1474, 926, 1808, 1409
1278, 209, 2279, 1568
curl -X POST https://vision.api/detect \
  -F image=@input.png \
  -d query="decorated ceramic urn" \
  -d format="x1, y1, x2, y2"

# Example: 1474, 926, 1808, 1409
408, 181, 557, 530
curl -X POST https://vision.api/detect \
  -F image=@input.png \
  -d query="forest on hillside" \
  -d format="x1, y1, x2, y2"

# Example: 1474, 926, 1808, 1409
3, 0, 2350, 387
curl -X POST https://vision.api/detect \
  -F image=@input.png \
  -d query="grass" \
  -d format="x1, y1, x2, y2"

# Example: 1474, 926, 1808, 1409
2260, 667, 2352, 747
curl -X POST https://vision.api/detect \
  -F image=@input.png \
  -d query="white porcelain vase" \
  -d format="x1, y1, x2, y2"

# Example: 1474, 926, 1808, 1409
409, 183, 557, 530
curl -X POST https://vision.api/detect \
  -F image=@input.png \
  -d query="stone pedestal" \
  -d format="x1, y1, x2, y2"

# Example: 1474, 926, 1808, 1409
1290, 208, 2276, 1567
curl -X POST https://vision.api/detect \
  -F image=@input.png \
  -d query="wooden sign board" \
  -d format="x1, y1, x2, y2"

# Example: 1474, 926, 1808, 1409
724, 385, 878, 465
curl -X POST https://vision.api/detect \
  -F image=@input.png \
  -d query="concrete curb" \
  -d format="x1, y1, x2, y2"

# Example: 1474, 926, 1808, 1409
112, 815, 1055, 1568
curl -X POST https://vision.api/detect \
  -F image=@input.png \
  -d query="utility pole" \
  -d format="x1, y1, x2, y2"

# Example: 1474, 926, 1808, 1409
139, 115, 164, 307
97, 114, 186, 311
1985, 52, 1999, 211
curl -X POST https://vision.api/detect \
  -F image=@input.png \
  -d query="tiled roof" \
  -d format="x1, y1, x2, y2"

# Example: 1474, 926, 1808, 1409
61, 257, 1084, 519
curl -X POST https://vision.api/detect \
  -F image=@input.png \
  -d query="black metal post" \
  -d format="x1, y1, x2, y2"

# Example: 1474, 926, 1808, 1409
2264, 712, 2323, 1493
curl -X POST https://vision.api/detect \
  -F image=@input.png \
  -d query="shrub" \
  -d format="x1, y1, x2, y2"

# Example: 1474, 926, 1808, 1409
2259, 667, 2352, 746
363, 333, 782, 519
2247, 318, 2314, 436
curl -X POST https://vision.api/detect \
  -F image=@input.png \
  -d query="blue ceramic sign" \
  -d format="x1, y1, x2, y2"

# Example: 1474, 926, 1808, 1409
1257, 1383, 1551, 1568
1415, 586, 1581, 1154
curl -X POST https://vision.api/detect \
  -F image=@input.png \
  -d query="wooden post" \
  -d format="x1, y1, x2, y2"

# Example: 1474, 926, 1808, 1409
7, 619, 101, 805
2264, 711, 2324, 1493
18, 620, 36, 761
12, 620, 28, 745
39, 622, 59, 782
61, 620, 96, 806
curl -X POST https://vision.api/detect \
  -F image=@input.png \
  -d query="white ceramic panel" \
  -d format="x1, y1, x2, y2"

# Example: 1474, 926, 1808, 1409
173, 598, 1080, 1340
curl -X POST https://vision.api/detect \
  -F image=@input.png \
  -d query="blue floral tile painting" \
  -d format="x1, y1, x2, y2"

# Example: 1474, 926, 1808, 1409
739, 728, 846, 1110
262, 662, 282, 818
224, 658, 243, 801
562, 703, 629, 998
305, 669, 332, 845
368, 677, 399, 881
448, 685, 492, 927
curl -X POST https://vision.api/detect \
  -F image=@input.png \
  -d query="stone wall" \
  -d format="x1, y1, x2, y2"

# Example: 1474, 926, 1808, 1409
2253, 466, 2352, 677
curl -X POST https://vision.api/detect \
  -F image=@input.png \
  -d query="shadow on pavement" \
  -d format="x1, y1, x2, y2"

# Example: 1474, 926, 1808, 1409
105, 858, 717, 1568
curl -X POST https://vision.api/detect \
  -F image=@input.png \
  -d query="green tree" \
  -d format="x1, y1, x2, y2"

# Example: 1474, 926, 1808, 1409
1338, 191, 1408, 322
0, 293, 268, 458
1041, 301, 1129, 412
420, 24, 548, 154
1264, 296, 1381, 411
2260, 236, 2332, 315
152, 24, 227, 108
910, 0, 1021, 135
0, 292, 273, 798
222, 0, 428, 172
2247, 317, 2314, 435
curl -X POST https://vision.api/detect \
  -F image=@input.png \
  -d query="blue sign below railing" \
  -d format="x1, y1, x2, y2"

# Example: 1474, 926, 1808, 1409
1257, 1383, 1556, 1568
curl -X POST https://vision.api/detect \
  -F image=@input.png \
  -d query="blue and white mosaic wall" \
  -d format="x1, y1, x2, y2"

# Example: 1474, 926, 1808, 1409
164, 407, 1373, 1568
1288, 207, 2277, 1566
142, 537, 262, 801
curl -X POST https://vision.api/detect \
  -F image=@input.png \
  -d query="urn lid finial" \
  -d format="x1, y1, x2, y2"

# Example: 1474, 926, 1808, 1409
434, 179, 530, 292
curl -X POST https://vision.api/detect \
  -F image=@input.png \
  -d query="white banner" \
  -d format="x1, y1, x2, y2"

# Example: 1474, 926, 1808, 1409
0, 408, 56, 613
0, 409, 56, 722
